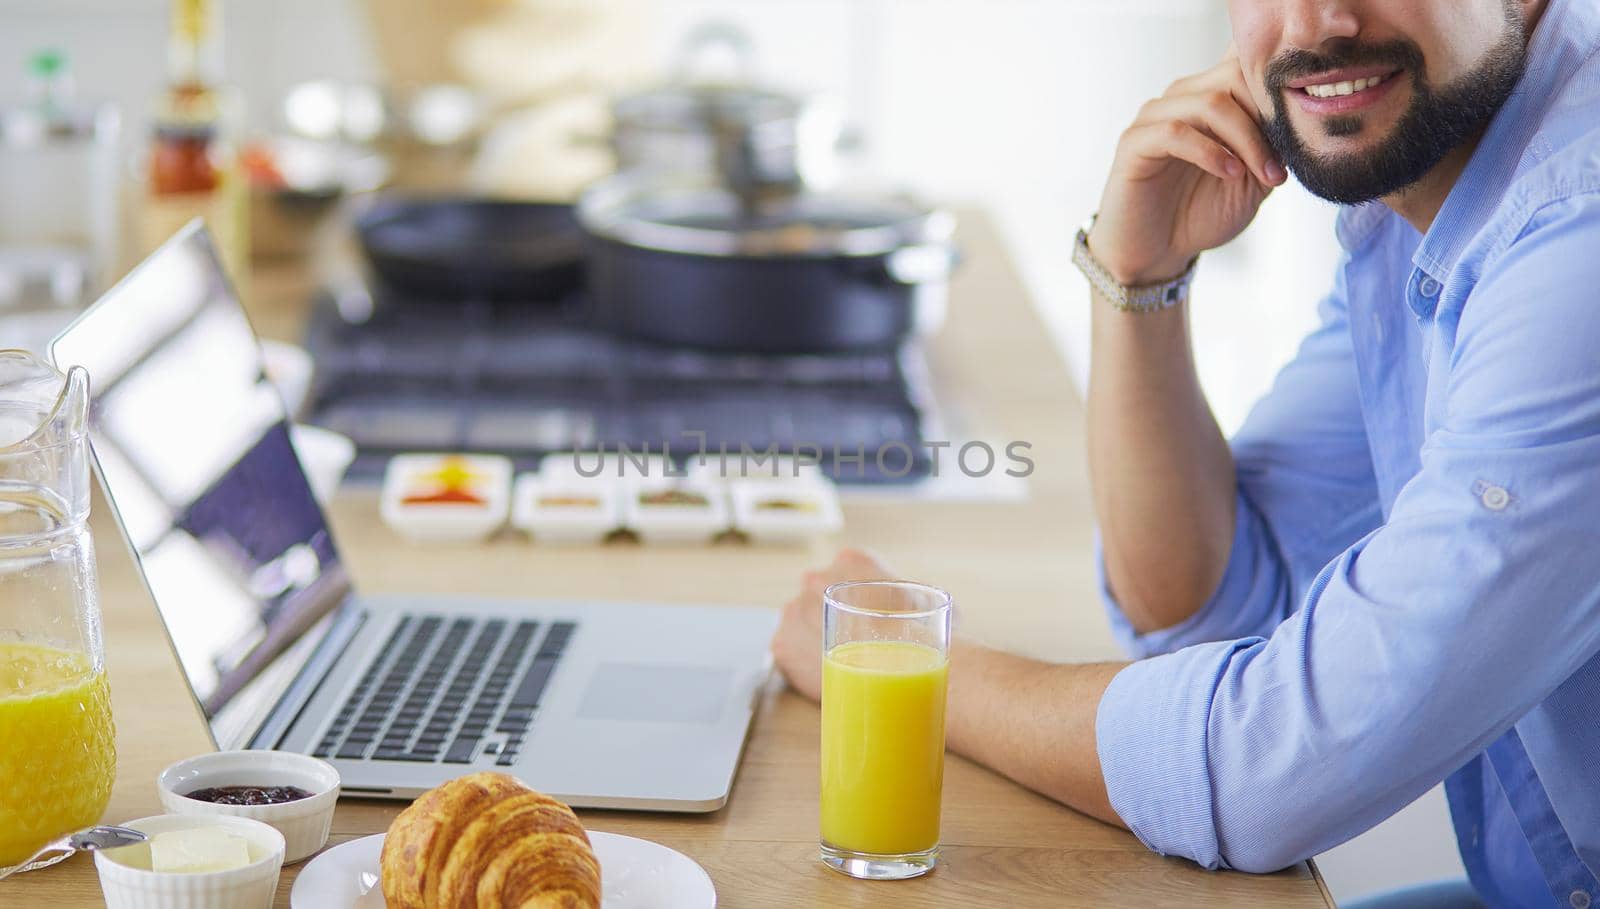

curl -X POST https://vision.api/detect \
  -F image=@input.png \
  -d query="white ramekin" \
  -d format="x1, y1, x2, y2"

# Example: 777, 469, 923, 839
95, 814, 285, 909
157, 750, 340, 863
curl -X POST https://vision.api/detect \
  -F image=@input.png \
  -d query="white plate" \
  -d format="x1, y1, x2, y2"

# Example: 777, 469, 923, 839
291, 831, 715, 909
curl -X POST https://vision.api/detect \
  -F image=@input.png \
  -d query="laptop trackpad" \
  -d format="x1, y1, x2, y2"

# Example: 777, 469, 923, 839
576, 663, 733, 725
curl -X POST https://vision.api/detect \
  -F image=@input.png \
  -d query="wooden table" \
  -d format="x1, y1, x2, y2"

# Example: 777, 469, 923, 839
14, 213, 1333, 907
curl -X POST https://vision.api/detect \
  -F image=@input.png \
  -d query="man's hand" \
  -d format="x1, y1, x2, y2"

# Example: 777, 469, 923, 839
770, 547, 895, 701
1089, 50, 1286, 286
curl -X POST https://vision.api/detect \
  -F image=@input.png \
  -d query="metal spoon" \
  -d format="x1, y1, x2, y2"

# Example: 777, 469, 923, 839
0, 826, 148, 881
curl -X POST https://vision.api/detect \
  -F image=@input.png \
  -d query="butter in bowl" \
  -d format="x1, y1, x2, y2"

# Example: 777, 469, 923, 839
95, 814, 285, 909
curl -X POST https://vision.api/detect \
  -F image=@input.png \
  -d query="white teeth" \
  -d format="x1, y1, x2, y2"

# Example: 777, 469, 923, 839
1304, 75, 1387, 99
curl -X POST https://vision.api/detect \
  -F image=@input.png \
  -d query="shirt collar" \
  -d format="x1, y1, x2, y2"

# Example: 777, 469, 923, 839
1331, 0, 1600, 269
1412, 0, 1600, 281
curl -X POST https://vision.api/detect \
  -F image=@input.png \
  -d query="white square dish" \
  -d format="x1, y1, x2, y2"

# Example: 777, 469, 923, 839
623, 476, 730, 545
379, 454, 512, 543
731, 479, 844, 545
511, 472, 622, 545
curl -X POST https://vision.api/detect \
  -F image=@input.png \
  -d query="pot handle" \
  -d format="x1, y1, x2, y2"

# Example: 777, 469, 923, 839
882, 243, 961, 285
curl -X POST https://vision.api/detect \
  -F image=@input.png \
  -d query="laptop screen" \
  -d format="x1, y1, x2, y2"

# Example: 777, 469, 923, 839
51, 222, 351, 719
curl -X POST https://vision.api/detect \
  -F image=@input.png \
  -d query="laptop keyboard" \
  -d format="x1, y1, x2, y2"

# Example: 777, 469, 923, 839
313, 615, 576, 767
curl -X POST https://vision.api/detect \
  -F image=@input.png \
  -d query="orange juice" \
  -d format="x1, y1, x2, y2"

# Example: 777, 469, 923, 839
0, 641, 115, 868
820, 640, 948, 856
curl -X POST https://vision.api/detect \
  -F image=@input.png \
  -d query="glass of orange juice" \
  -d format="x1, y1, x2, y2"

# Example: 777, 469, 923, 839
820, 580, 952, 880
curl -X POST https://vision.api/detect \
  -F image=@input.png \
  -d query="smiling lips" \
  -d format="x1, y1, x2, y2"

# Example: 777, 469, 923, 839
1303, 74, 1390, 98
1288, 68, 1403, 116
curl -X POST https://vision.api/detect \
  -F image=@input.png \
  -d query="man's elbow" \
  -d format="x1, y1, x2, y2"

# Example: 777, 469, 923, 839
1218, 843, 1309, 876
1210, 824, 1319, 875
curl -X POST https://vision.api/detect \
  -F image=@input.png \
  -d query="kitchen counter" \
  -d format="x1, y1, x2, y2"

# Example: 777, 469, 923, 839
13, 210, 1333, 907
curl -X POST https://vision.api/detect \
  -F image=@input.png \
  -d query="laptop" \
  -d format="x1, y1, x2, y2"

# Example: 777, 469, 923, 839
51, 221, 778, 811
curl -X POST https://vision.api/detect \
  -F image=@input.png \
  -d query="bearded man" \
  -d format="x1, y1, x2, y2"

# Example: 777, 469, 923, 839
770, 1, 1600, 906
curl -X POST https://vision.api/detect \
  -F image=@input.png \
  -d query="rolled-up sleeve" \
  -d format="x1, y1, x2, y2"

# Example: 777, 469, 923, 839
1095, 194, 1600, 873
1098, 256, 1382, 657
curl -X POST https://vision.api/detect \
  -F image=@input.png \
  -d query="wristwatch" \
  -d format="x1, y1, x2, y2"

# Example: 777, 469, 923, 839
1072, 220, 1198, 314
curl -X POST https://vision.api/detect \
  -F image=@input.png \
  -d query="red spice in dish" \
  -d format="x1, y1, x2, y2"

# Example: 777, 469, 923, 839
401, 487, 488, 506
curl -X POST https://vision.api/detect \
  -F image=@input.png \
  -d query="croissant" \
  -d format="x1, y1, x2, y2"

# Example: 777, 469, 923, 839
381, 772, 601, 909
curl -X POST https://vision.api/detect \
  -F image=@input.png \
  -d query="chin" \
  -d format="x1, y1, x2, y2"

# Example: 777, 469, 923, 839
1294, 114, 1403, 155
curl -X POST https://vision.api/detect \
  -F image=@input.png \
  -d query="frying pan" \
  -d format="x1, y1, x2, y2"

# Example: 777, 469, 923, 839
355, 197, 587, 301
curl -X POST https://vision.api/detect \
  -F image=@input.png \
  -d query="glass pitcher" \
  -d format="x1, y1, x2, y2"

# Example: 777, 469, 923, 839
0, 349, 115, 874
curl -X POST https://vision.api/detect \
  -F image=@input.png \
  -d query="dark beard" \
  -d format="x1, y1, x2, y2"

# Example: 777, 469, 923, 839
1261, 16, 1528, 205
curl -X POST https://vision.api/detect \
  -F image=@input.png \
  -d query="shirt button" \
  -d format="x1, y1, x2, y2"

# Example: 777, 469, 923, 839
1419, 276, 1442, 297
1481, 485, 1511, 511
1570, 890, 1590, 909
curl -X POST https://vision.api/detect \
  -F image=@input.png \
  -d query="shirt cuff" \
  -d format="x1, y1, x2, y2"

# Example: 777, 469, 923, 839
1097, 491, 1287, 659
1095, 637, 1265, 870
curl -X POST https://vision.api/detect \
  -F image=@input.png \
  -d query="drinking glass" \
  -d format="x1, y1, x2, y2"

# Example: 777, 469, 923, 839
819, 580, 952, 880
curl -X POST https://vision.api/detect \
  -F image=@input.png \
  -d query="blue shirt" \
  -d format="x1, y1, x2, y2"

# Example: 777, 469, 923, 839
1093, 2, 1600, 906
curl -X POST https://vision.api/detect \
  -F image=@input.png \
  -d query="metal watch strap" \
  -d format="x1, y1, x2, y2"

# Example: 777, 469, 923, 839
1072, 226, 1198, 314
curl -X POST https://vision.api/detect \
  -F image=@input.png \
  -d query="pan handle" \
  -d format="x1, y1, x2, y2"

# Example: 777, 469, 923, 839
882, 243, 961, 286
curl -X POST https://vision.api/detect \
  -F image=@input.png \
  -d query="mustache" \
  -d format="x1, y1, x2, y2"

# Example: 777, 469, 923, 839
1264, 39, 1426, 93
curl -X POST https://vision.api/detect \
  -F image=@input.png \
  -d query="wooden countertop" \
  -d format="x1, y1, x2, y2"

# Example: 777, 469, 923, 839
12, 212, 1333, 907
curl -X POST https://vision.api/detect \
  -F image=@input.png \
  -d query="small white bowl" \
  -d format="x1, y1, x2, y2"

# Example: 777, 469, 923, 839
731, 479, 844, 545
511, 472, 621, 545
96, 814, 285, 909
624, 476, 730, 544
158, 750, 340, 863
380, 453, 512, 542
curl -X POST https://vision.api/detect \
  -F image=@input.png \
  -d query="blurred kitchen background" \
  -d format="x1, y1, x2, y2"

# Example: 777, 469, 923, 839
0, 0, 1459, 900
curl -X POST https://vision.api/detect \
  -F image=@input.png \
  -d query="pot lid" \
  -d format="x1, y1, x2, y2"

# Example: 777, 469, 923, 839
578, 176, 953, 258
613, 83, 803, 134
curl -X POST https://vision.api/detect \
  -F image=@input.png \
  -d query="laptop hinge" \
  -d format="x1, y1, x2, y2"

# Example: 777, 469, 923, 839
245, 598, 368, 750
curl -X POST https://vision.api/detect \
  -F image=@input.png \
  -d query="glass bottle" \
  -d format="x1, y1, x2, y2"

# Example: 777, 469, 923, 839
0, 350, 115, 874
140, 0, 248, 296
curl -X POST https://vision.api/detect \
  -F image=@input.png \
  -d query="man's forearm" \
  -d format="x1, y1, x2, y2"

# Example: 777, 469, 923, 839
944, 640, 1128, 828
1086, 289, 1237, 633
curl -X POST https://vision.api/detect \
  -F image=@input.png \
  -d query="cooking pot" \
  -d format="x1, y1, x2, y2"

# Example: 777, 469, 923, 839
577, 174, 957, 353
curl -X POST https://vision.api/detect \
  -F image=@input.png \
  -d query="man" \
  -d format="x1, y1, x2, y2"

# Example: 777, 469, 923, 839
769, 1, 1600, 906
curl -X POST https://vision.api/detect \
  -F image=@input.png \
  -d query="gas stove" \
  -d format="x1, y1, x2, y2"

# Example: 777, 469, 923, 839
300, 289, 939, 484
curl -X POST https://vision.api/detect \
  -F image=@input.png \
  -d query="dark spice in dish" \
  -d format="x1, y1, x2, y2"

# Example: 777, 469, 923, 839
184, 785, 314, 806
639, 489, 710, 507
755, 498, 819, 512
